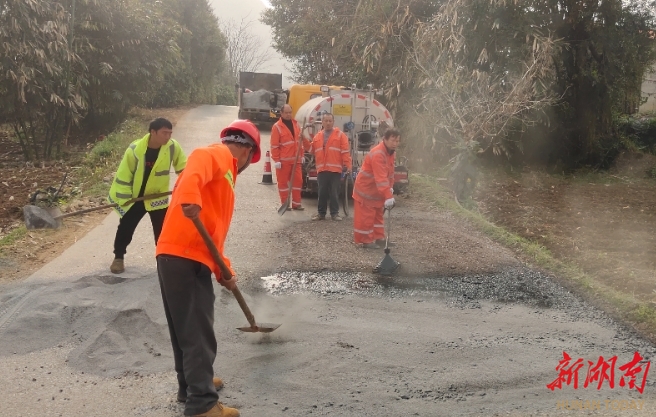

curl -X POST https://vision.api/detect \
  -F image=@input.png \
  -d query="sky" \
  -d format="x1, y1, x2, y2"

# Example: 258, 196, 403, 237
208, 0, 292, 87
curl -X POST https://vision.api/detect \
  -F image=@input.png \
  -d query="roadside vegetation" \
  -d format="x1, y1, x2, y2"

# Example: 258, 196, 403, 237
0, 108, 165, 250
0, 0, 234, 161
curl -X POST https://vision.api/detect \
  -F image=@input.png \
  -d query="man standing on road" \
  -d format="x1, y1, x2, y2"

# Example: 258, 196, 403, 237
352, 129, 400, 248
108, 117, 187, 274
270, 104, 307, 211
155, 119, 261, 417
305, 112, 352, 221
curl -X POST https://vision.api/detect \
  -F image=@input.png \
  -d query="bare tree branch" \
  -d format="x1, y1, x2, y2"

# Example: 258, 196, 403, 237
219, 15, 273, 77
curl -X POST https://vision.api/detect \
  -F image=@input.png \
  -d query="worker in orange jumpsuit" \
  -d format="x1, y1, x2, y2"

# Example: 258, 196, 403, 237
155, 119, 261, 417
352, 128, 400, 248
270, 104, 307, 210
306, 112, 352, 221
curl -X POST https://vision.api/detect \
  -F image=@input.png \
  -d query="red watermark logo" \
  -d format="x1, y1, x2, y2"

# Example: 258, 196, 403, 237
547, 351, 650, 393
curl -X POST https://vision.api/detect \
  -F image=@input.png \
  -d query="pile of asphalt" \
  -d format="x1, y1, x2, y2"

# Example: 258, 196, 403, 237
0, 274, 171, 376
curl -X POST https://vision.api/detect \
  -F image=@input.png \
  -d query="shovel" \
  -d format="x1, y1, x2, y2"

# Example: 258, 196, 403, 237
23, 191, 173, 230
278, 117, 306, 216
373, 207, 400, 275
343, 170, 352, 217
190, 216, 281, 333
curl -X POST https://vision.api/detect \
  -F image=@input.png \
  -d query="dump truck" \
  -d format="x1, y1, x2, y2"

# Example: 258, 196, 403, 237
292, 85, 409, 197
237, 72, 287, 125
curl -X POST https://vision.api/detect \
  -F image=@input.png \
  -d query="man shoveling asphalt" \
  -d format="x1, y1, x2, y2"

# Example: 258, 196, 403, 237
352, 128, 401, 249
155, 119, 261, 417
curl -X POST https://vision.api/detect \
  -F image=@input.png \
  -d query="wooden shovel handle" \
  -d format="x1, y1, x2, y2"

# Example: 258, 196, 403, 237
53, 191, 173, 220
190, 216, 257, 329
124, 191, 173, 205
54, 202, 118, 220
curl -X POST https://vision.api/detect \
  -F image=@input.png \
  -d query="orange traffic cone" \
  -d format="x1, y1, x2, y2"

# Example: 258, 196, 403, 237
259, 150, 275, 185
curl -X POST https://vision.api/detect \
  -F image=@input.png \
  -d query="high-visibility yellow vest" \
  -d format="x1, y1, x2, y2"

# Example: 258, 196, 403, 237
108, 134, 187, 216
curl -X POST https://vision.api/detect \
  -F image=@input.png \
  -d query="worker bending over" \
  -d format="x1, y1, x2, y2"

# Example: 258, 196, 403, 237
352, 129, 400, 248
156, 119, 261, 417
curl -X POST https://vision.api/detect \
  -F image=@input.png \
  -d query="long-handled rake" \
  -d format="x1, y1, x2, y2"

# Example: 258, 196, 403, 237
373, 207, 400, 275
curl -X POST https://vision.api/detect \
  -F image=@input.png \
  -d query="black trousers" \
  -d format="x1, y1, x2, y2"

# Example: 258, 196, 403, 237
317, 171, 341, 217
157, 254, 218, 416
113, 201, 167, 259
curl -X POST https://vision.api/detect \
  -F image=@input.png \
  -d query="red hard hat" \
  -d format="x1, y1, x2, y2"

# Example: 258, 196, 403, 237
220, 119, 261, 163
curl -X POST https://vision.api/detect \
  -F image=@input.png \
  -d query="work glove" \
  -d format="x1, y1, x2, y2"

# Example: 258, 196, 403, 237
384, 198, 395, 209
301, 156, 305, 164
390, 187, 394, 195
274, 161, 282, 170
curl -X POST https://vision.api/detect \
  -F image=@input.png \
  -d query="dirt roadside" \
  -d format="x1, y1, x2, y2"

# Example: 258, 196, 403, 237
0, 107, 192, 283
474, 152, 656, 339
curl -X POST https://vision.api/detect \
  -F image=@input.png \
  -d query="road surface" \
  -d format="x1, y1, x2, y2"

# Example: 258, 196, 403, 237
0, 106, 654, 417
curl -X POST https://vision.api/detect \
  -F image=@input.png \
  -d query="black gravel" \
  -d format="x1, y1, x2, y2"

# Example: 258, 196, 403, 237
261, 266, 656, 356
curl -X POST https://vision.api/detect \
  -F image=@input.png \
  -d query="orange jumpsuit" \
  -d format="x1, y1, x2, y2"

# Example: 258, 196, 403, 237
156, 143, 237, 278
352, 141, 395, 244
305, 128, 352, 174
270, 118, 306, 208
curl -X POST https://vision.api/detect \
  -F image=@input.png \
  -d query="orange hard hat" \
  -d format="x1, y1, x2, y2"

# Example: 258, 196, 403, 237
220, 119, 262, 163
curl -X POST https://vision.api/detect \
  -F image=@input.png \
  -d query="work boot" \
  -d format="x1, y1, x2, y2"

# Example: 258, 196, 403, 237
360, 242, 380, 249
193, 402, 240, 417
110, 258, 124, 274
311, 214, 325, 221
177, 377, 224, 403
331, 215, 343, 221
375, 239, 396, 247
292, 205, 305, 211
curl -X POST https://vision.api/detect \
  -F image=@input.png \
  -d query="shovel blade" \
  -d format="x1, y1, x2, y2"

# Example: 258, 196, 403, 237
23, 205, 60, 229
237, 322, 282, 333
277, 201, 290, 216
374, 254, 400, 276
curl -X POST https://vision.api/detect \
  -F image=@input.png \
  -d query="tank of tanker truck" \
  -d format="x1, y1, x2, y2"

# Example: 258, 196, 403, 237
294, 87, 409, 196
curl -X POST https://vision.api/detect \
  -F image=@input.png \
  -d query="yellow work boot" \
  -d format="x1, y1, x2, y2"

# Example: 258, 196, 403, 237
110, 258, 124, 274
193, 402, 239, 417
177, 377, 224, 402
